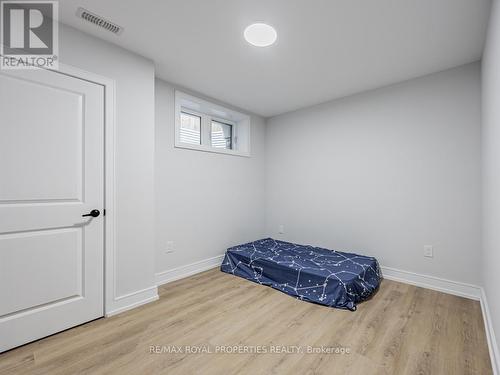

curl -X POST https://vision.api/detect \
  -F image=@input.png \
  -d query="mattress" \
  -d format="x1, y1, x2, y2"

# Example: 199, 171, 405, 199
220, 238, 381, 311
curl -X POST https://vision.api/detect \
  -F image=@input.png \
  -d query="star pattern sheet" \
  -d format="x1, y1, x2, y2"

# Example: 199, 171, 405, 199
220, 238, 381, 311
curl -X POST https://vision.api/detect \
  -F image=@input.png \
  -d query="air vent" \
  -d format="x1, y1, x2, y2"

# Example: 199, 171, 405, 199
76, 8, 123, 35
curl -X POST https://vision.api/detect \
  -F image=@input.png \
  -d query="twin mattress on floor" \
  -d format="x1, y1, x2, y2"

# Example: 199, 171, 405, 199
220, 238, 381, 311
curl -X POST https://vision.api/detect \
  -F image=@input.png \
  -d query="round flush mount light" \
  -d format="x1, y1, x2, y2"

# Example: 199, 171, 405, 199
244, 23, 277, 47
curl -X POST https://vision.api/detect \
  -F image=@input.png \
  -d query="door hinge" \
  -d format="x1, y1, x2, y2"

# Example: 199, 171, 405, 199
103, 209, 106, 216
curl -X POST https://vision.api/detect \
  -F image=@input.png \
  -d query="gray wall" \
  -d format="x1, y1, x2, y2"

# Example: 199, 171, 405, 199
155, 79, 266, 275
482, 0, 500, 361
59, 25, 156, 308
265, 63, 482, 285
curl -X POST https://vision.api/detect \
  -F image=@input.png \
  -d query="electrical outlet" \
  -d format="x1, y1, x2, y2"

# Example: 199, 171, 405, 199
165, 241, 174, 254
424, 245, 433, 258
278, 225, 285, 234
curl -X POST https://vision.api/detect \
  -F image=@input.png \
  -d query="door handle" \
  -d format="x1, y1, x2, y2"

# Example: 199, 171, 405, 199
82, 209, 100, 218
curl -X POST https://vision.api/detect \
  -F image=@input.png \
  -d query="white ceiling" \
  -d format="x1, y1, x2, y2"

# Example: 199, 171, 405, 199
59, 0, 491, 117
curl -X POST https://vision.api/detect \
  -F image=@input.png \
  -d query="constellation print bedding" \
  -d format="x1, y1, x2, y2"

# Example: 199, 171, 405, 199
220, 238, 381, 311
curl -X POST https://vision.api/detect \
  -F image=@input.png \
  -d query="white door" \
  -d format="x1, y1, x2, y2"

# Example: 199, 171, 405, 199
0, 67, 104, 352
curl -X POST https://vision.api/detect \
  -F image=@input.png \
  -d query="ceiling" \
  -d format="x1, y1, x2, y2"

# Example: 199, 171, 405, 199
59, 0, 491, 117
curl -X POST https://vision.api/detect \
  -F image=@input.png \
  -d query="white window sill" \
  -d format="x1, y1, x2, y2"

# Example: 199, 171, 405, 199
174, 141, 251, 157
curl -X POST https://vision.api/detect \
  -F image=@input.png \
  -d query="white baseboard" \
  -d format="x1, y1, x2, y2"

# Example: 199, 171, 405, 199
480, 288, 500, 375
156, 254, 225, 286
380, 266, 481, 300
105, 285, 159, 317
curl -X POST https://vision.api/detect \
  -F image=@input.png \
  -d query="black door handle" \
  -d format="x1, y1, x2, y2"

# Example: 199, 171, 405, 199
82, 209, 100, 218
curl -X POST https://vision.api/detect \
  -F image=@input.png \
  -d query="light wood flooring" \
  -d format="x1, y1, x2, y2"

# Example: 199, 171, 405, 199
0, 268, 492, 375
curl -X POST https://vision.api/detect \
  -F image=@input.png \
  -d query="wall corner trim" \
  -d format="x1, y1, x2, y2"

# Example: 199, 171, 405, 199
156, 254, 225, 286
480, 288, 500, 375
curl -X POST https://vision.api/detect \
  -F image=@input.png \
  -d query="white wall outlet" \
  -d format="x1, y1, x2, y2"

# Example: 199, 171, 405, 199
424, 245, 433, 258
165, 241, 175, 254
278, 224, 285, 234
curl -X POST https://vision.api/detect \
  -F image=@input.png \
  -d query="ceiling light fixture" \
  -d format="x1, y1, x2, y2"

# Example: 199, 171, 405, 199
244, 23, 277, 47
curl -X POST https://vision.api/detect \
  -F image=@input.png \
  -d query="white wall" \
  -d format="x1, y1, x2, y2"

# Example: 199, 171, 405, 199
482, 0, 500, 365
155, 79, 266, 278
265, 63, 482, 285
59, 25, 157, 313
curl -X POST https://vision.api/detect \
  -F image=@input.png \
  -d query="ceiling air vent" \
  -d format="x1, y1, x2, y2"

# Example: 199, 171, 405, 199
76, 8, 123, 35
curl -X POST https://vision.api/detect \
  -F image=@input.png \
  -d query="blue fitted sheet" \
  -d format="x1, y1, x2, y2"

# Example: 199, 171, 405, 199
220, 238, 381, 311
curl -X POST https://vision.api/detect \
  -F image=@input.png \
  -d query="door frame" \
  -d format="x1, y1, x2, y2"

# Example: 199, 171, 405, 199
49, 62, 117, 317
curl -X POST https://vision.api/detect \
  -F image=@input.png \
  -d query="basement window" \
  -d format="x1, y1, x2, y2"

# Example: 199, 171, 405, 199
175, 91, 251, 156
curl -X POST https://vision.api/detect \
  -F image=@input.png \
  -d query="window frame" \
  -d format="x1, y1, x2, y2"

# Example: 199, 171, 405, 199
174, 91, 251, 157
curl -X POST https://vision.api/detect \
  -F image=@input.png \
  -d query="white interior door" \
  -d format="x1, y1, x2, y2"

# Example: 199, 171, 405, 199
0, 67, 104, 352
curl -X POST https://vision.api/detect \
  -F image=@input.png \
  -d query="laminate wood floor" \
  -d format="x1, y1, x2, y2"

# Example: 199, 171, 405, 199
0, 268, 492, 375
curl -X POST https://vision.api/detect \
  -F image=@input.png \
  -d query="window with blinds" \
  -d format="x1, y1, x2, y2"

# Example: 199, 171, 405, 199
211, 120, 233, 150
175, 91, 251, 157
180, 112, 201, 145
